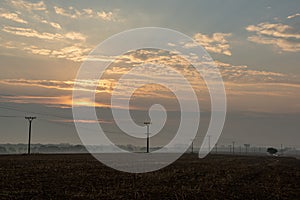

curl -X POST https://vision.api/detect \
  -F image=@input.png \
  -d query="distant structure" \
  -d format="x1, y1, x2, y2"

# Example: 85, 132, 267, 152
25, 116, 37, 155
244, 144, 250, 154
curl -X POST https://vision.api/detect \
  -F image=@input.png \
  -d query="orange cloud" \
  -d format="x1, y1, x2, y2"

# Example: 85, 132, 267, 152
1, 49, 299, 112
0, 95, 71, 107
0, 79, 113, 93
0, 94, 109, 108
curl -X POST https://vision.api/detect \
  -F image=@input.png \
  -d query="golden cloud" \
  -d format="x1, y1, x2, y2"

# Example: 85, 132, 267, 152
32, 14, 62, 30
248, 35, 300, 53
0, 79, 113, 93
246, 22, 300, 52
0, 49, 299, 111
0, 94, 109, 108
287, 13, 300, 19
0, 12, 28, 24
54, 6, 117, 21
11, 0, 46, 11
184, 32, 232, 56
2, 25, 86, 41
246, 22, 300, 39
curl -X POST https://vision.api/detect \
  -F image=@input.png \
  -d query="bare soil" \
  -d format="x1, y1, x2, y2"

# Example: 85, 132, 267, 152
0, 154, 299, 200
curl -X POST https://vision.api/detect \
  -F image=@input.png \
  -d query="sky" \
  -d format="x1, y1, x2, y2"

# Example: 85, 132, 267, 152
0, 0, 299, 149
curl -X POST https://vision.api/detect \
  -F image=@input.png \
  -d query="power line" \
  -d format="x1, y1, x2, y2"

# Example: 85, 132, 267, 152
0, 104, 123, 135
0, 115, 23, 118
0, 105, 71, 120
0, 104, 114, 129
0, 106, 27, 113
39, 118, 123, 135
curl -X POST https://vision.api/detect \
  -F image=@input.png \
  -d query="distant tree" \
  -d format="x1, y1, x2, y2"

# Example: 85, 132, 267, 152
126, 144, 134, 152
72, 144, 87, 152
8, 147, 16, 153
267, 147, 278, 155
0, 146, 8, 154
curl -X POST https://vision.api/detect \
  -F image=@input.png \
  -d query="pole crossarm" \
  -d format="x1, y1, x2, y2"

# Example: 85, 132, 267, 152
25, 116, 37, 121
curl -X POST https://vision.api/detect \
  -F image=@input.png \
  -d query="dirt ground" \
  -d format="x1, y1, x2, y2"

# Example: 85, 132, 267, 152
0, 154, 299, 200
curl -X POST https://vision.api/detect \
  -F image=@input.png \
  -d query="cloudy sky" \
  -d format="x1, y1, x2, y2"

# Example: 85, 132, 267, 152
0, 0, 299, 149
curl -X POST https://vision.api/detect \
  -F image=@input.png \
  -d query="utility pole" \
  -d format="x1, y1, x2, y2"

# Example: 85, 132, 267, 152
239, 146, 242, 154
208, 135, 211, 152
232, 141, 235, 155
191, 140, 194, 154
144, 121, 151, 153
25, 116, 36, 155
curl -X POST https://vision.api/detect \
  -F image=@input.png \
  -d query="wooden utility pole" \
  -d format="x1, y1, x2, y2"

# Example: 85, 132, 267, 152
208, 135, 211, 152
144, 121, 151, 153
25, 116, 36, 155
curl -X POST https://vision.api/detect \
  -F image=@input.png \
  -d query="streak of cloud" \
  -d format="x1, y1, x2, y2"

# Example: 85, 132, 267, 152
2, 25, 86, 41
54, 6, 117, 21
183, 32, 232, 56
0, 11, 28, 24
246, 22, 300, 52
287, 13, 300, 19
10, 0, 47, 11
